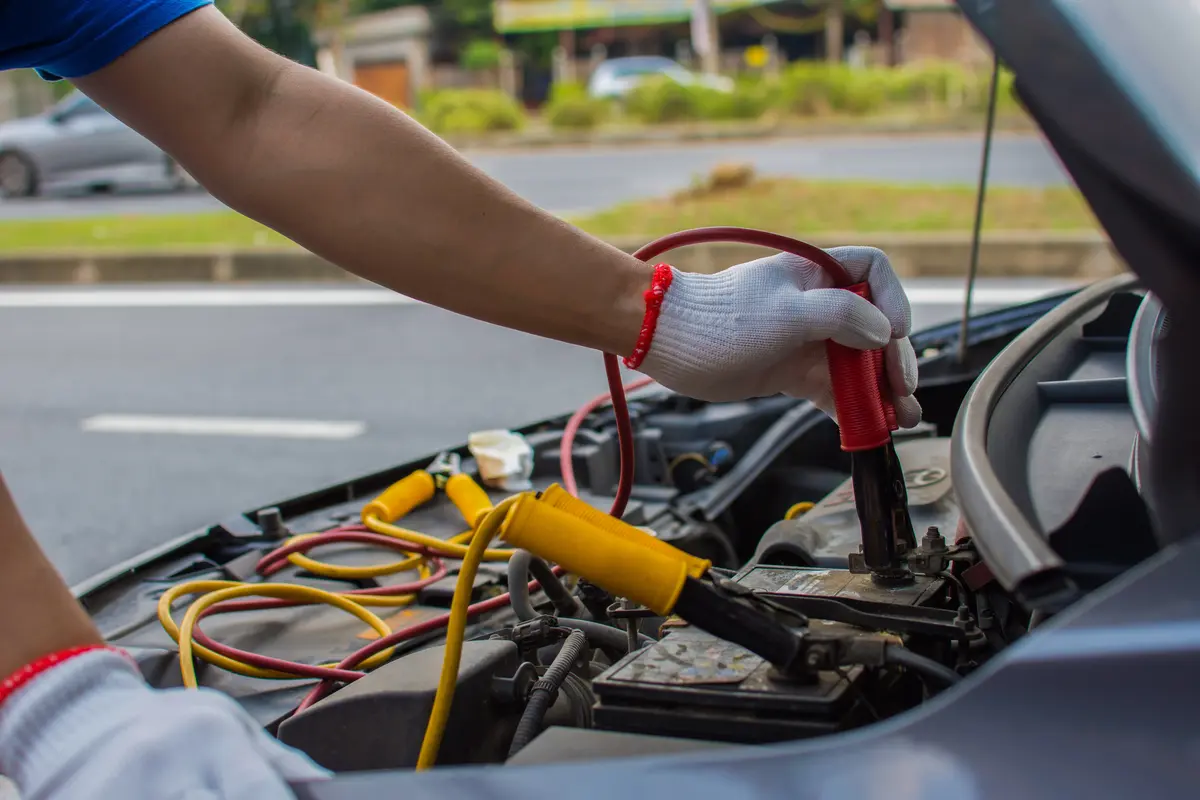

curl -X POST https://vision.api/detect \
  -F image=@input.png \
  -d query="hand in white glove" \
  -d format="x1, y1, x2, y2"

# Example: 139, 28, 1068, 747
0, 650, 330, 800
630, 246, 921, 427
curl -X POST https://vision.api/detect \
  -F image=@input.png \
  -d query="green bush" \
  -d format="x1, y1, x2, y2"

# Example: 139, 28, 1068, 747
548, 81, 589, 104
421, 89, 524, 135
460, 40, 503, 72
885, 61, 968, 105
546, 95, 610, 130
625, 76, 698, 124
692, 79, 775, 121
781, 63, 888, 116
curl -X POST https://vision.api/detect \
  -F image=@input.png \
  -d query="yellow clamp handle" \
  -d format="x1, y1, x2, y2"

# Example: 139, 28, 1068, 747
500, 494, 691, 616
444, 473, 493, 529
539, 484, 711, 579
362, 471, 436, 524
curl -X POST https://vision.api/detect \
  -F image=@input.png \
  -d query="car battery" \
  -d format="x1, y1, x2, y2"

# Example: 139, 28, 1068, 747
592, 625, 867, 745
733, 565, 956, 639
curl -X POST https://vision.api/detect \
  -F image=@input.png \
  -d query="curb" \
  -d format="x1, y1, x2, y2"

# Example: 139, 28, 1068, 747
0, 232, 1123, 286
442, 115, 1036, 151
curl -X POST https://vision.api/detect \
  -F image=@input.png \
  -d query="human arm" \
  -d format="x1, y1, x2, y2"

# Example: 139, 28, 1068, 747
67, 4, 918, 411
0, 474, 329, 799
73, 5, 649, 357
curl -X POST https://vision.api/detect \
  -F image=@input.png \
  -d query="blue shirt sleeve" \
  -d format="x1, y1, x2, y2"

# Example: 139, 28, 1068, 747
0, 0, 214, 80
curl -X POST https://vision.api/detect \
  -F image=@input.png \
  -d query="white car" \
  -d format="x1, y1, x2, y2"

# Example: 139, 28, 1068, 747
587, 56, 734, 100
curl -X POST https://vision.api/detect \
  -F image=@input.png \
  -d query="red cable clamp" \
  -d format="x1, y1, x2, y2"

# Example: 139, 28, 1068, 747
824, 282, 898, 452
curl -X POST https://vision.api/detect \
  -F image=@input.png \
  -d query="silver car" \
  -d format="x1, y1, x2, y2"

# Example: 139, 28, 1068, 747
0, 91, 191, 198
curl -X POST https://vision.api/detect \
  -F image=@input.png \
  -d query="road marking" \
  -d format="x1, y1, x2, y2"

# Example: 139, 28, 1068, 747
0, 284, 1078, 309
81, 414, 366, 440
0, 289, 419, 308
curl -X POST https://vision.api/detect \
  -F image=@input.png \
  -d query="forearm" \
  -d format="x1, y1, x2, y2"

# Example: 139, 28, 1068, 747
0, 475, 103, 680
74, 7, 649, 356
216, 63, 649, 354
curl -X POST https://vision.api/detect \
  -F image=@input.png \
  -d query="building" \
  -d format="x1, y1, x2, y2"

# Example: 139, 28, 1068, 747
883, 0, 990, 66
314, 6, 433, 110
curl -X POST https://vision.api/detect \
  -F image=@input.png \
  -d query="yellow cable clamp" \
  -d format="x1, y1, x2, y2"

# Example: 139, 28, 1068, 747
362, 471, 437, 524
538, 484, 711, 578
500, 495, 689, 616
444, 472, 493, 529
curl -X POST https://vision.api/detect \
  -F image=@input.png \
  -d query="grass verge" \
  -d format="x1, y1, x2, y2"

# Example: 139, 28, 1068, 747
0, 179, 1096, 254
0, 211, 289, 252
572, 178, 1098, 239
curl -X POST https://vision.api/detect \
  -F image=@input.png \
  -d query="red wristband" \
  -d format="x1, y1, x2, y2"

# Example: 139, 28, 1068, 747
0, 645, 128, 708
622, 263, 674, 370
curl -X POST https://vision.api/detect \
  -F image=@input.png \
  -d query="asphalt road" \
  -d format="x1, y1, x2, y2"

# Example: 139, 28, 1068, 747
0, 133, 1067, 220
0, 278, 1078, 586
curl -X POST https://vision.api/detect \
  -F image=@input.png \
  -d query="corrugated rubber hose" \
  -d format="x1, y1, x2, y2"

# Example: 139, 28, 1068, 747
508, 628, 588, 757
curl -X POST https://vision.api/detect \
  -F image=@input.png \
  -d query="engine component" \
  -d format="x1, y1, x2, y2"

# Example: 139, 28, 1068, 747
734, 564, 958, 640
591, 627, 866, 744
277, 640, 523, 771
754, 437, 956, 568
506, 727, 727, 767
509, 629, 588, 757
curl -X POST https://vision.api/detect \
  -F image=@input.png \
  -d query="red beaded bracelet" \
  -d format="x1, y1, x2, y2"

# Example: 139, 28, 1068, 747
622, 263, 674, 370
0, 645, 129, 708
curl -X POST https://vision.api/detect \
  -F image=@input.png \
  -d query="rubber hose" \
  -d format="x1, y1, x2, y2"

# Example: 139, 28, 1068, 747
508, 550, 584, 619
509, 629, 588, 757
884, 644, 962, 688
508, 551, 652, 650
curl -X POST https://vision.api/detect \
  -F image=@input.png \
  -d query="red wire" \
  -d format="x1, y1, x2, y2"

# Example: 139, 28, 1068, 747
175, 550, 451, 683
293, 569, 564, 713
255, 528, 438, 577
558, 375, 655, 500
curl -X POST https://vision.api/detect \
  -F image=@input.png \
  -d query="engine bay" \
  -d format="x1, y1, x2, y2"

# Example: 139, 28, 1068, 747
79, 280, 1173, 778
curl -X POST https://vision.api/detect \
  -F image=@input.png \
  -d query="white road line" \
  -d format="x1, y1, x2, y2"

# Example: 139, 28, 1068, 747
0, 284, 1079, 309
0, 289, 420, 308
81, 414, 367, 440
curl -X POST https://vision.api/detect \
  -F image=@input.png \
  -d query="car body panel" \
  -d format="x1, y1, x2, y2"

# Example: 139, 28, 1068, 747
0, 92, 171, 195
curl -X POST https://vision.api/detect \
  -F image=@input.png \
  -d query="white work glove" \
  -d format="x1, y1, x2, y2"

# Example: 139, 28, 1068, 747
635, 246, 921, 427
0, 650, 330, 799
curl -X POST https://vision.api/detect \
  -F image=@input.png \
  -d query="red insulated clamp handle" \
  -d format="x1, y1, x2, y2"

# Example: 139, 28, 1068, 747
824, 282, 898, 452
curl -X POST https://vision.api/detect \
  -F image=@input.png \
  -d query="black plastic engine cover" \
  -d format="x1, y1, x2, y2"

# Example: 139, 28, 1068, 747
277, 640, 520, 771
753, 437, 956, 567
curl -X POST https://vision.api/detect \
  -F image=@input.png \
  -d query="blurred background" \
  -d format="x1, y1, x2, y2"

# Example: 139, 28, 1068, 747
0, 0, 1115, 585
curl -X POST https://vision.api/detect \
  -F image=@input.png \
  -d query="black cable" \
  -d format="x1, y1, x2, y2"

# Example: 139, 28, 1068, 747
958, 52, 1002, 365
673, 578, 802, 671
508, 550, 584, 618
883, 644, 961, 688
508, 629, 588, 757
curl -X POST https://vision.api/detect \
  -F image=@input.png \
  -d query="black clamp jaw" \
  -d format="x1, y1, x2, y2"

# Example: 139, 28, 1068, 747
681, 576, 894, 682
846, 441, 919, 583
